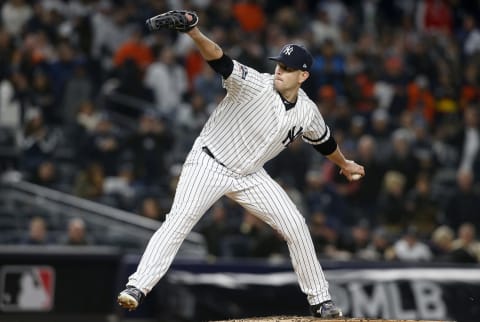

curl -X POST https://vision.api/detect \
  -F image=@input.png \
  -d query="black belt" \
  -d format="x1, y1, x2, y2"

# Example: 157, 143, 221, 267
202, 146, 225, 167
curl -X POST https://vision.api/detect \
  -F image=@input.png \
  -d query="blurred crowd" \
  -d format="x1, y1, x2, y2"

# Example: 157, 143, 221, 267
1, 0, 480, 263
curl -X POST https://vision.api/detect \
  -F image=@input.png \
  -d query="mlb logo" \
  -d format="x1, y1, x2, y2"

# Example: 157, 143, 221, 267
0, 266, 55, 312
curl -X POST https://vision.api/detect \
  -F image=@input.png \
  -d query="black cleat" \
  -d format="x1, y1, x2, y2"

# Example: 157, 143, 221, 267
310, 300, 343, 318
117, 286, 145, 311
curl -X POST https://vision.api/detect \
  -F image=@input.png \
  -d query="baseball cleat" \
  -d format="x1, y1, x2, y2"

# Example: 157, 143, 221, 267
117, 286, 145, 311
310, 300, 343, 318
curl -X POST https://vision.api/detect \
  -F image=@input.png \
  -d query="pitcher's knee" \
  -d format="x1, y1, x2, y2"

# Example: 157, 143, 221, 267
162, 211, 201, 237
278, 215, 309, 243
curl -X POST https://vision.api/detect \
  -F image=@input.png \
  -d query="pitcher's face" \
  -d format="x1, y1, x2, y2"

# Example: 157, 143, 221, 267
273, 63, 309, 93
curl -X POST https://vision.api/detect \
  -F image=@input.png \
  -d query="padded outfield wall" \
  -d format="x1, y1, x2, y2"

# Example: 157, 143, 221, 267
0, 248, 479, 322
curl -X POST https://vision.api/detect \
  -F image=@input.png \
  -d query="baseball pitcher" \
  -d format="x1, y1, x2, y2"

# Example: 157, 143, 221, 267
118, 10, 365, 318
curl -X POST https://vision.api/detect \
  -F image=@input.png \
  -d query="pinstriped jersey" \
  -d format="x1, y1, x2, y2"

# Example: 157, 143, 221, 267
199, 60, 331, 175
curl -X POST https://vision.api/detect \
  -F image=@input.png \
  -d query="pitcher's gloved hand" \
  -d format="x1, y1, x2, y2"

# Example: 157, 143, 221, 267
145, 10, 198, 33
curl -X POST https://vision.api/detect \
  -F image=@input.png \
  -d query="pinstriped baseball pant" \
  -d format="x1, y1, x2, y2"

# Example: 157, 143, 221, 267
127, 143, 332, 305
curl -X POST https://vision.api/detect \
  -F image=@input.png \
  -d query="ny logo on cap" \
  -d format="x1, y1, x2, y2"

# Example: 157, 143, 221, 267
282, 45, 294, 56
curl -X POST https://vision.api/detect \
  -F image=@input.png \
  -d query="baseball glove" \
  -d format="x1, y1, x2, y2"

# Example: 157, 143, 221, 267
145, 10, 198, 33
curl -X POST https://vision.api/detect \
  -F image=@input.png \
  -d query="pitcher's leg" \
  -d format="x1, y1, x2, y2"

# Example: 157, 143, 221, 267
230, 170, 331, 305
127, 158, 231, 294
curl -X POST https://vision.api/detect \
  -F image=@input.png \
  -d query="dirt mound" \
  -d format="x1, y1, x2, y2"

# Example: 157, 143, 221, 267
212, 318, 454, 322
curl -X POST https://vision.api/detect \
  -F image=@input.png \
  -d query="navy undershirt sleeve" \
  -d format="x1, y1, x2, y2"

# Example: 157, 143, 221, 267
313, 135, 338, 156
207, 54, 234, 79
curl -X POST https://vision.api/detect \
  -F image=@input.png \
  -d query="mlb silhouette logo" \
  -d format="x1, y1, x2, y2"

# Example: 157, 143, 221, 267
0, 266, 55, 312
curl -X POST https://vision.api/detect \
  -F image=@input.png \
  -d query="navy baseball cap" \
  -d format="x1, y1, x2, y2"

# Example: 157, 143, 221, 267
268, 44, 313, 71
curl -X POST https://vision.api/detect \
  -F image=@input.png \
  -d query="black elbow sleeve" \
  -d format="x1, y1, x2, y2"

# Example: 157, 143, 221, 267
313, 135, 337, 156
207, 54, 234, 79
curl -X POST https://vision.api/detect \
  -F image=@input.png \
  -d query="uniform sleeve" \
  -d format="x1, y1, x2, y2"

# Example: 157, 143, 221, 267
301, 102, 331, 145
223, 60, 269, 103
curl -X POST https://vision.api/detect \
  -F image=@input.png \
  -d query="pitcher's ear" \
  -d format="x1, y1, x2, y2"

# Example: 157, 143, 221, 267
299, 71, 310, 83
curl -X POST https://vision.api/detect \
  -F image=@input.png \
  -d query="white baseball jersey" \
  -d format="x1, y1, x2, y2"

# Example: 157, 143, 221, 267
200, 60, 331, 175
127, 59, 333, 306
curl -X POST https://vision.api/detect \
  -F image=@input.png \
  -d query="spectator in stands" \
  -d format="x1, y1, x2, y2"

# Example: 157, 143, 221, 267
1, 69, 31, 128
451, 223, 480, 263
0, 27, 15, 119
349, 134, 386, 225
429, 225, 455, 261
105, 58, 155, 119
174, 93, 210, 158
199, 203, 232, 257
310, 8, 342, 49
60, 217, 93, 246
30, 160, 64, 191
368, 109, 393, 162
416, 0, 453, 36
339, 219, 372, 259
357, 227, 394, 261
20, 216, 53, 245
251, 228, 290, 261
458, 14, 480, 57
309, 210, 343, 259
392, 226, 433, 262
90, 3, 137, 71
73, 162, 105, 201
221, 210, 265, 258
137, 196, 164, 222
47, 40, 85, 106
459, 63, 480, 110
430, 225, 477, 263
113, 25, 153, 71
433, 68, 460, 123
376, 171, 408, 237
311, 38, 345, 98
445, 169, 480, 231
144, 47, 188, 119
232, 210, 289, 260
266, 138, 313, 193
405, 172, 440, 237
232, 0, 266, 33
276, 177, 308, 217
103, 163, 141, 210
318, 0, 348, 28
61, 61, 94, 125
193, 62, 224, 105
387, 128, 419, 190
235, 36, 267, 73
81, 114, 123, 176
73, 100, 101, 137
30, 68, 57, 125
20, 109, 60, 177
127, 111, 174, 187
23, 4, 60, 46
304, 169, 349, 226
448, 106, 480, 178
1, 0, 33, 38
406, 76, 435, 125
410, 119, 438, 178
406, 35, 438, 84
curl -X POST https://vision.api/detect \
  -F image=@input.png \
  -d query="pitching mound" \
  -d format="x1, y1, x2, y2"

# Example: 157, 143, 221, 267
212, 318, 454, 322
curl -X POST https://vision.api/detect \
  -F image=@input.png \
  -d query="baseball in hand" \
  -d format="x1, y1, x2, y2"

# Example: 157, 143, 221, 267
351, 173, 362, 181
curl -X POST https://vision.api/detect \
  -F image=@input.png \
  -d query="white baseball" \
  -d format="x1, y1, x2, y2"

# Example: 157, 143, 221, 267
351, 173, 362, 181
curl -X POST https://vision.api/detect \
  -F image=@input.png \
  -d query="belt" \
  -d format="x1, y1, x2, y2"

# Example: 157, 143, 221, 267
202, 146, 225, 167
